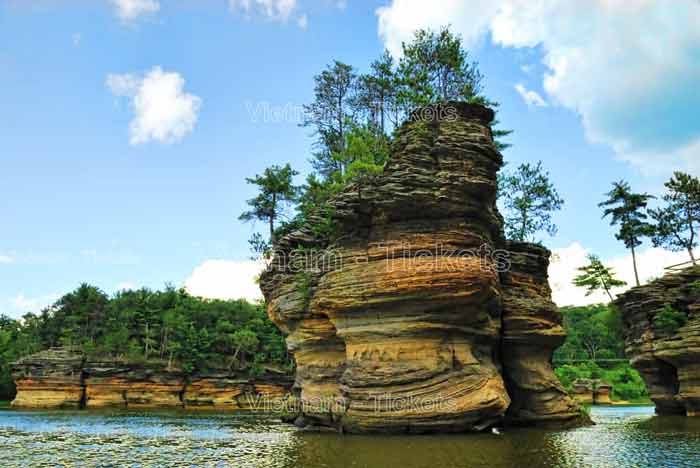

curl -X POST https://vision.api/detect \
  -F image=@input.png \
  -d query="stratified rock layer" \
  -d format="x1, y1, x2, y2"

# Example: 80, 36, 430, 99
501, 242, 584, 426
11, 348, 85, 409
615, 266, 700, 416
261, 102, 587, 433
11, 350, 292, 411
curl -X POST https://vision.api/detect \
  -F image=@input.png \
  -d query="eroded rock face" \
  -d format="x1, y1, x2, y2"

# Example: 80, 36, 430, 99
260, 102, 587, 433
615, 266, 700, 416
83, 361, 185, 409
11, 350, 292, 411
11, 348, 85, 409
501, 242, 585, 426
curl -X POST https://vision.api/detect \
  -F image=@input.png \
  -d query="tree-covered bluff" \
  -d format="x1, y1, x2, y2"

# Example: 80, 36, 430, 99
0, 284, 291, 401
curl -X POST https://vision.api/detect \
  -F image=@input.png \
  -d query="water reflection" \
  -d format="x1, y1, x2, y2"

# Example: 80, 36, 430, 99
0, 407, 699, 468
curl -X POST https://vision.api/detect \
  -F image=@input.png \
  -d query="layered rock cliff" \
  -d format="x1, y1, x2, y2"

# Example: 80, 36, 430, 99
260, 102, 588, 433
11, 349, 292, 411
615, 266, 700, 416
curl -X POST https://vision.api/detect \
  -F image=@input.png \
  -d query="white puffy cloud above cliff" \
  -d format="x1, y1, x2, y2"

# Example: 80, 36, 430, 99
376, 0, 700, 175
184, 259, 264, 302
111, 0, 160, 22
549, 242, 693, 307
229, 0, 298, 22
106, 67, 202, 145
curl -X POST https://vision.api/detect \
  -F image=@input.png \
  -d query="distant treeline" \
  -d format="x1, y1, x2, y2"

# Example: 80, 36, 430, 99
554, 304, 648, 402
0, 284, 291, 400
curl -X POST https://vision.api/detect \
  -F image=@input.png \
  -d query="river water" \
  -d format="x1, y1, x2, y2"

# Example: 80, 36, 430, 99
0, 406, 699, 467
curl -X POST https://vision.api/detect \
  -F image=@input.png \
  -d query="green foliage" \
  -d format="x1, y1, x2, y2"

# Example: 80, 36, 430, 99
653, 304, 687, 335
555, 304, 625, 363
554, 303, 649, 402
649, 171, 700, 265
573, 254, 627, 302
0, 285, 292, 393
239, 164, 299, 246
498, 161, 564, 242
599, 180, 654, 286
555, 363, 649, 402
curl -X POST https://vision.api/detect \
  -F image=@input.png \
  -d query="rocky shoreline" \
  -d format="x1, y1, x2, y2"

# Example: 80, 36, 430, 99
11, 348, 292, 411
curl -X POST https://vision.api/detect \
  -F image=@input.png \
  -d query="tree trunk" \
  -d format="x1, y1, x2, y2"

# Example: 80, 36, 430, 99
689, 247, 697, 265
269, 193, 277, 245
630, 244, 641, 287
604, 287, 614, 302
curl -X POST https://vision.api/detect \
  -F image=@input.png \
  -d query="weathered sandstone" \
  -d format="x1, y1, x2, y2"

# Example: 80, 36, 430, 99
11, 348, 85, 409
615, 266, 700, 416
571, 379, 613, 405
11, 350, 292, 411
501, 242, 586, 425
260, 102, 588, 433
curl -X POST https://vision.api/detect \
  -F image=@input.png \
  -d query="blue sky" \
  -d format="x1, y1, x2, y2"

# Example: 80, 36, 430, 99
2, 0, 699, 316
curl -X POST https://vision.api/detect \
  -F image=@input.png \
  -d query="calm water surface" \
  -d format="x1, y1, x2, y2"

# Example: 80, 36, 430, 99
1, 406, 699, 467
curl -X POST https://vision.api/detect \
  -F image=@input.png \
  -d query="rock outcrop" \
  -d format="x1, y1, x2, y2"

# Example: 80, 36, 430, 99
615, 266, 700, 416
571, 379, 613, 405
11, 348, 85, 409
260, 102, 588, 433
11, 349, 292, 411
501, 242, 585, 425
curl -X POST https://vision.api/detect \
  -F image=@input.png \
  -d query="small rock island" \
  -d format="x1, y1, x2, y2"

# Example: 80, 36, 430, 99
260, 102, 590, 433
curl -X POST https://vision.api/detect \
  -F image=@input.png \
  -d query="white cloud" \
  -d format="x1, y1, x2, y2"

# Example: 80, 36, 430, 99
115, 282, 136, 291
184, 259, 265, 302
72, 33, 81, 46
229, 0, 298, 22
106, 67, 202, 145
9, 293, 60, 317
376, 0, 700, 175
111, 0, 160, 22
0, 255, 14, 264
549, 242, 694, 307
514, 83, 547, 107
297, 13, 308, 30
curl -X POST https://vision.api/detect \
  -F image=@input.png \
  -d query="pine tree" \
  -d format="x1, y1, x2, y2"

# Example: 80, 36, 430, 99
599, 181, 654, 287
573, 254, 627, 302
649, 171, 700, 265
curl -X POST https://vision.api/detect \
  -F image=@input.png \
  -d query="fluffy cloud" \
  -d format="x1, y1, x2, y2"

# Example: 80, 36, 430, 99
376, 0, 700, 175
514, 83, 547, 107
184, 259, 265, 303
229, 0, 298, 22
0, 255, 14, 264
549, 242, 693, 307
9, 293, 60, 318
111, 0, 160, 22
106, 67, 202, 145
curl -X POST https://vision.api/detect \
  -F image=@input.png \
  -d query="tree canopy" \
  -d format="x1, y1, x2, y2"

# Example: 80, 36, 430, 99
649, 171, 700, 265
0, 285, 291, 400
599, 181, 654, 286
498, 161, 564, 242
573, 254, 627, 302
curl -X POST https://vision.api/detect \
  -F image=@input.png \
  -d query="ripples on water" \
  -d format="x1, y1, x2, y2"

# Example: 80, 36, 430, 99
1, 406, 699, 467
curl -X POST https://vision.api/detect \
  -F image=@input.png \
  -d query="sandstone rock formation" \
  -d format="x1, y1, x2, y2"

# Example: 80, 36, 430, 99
12, 348, 85, 409
615, 266, 700, 416
571, 379, 613, 405
83, 361, 185, 409
501, 242, 586, 425
11, 349, 292, 411
260, 102, 588, 433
